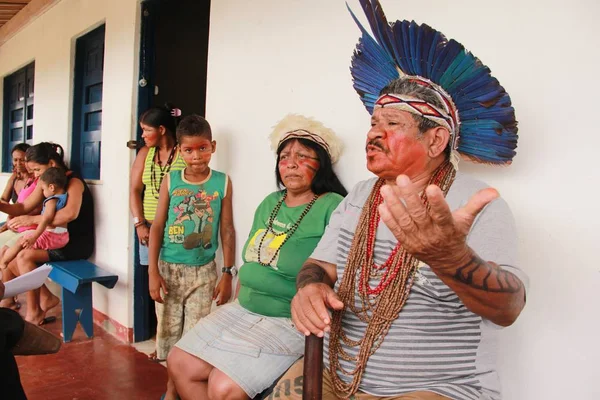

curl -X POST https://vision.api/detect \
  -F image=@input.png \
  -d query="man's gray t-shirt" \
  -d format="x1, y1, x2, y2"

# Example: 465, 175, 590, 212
311, 172, 528, 400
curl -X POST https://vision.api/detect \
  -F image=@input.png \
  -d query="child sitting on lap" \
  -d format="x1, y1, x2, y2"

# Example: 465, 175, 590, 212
0, 167, 69, 269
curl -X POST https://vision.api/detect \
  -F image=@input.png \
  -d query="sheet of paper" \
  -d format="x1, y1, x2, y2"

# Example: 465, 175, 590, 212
2, 264, 53, 299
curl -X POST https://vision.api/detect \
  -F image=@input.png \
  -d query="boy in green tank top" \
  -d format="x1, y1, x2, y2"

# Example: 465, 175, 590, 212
149, 115, 236, 400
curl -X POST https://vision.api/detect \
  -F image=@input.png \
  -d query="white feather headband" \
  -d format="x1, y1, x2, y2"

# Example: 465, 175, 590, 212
269, 114, 343, 164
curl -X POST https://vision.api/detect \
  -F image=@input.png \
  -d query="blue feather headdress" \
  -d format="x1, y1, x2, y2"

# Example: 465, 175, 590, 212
348, 0, 518, 164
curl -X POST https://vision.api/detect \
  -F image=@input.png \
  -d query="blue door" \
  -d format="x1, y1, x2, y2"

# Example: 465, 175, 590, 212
72, 25, 105, 180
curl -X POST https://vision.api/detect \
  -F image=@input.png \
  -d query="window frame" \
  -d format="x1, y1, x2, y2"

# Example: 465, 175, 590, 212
71, 24, 105, 180
2, 62, 35, 173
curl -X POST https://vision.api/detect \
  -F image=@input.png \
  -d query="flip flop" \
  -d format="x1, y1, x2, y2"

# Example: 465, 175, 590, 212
38, 316, 57, 326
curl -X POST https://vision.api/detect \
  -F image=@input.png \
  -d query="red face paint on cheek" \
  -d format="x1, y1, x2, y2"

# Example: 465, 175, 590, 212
383, 129, 395, 142
297, 159, 319, 182
142, 132, 158, 147
278, 157, 319, 171
278, 157, 319, 185
180, 137, 213, 161
297, 158, 319, 172
278, 160, 291, 179
387, 134, 428, 177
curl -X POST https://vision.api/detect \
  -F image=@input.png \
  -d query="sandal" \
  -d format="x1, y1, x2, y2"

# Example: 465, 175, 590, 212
39, 316, 57, 326
148, 350, 166, 363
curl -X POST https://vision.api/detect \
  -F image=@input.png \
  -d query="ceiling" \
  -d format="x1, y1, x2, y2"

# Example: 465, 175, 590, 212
0, 1, 31, 29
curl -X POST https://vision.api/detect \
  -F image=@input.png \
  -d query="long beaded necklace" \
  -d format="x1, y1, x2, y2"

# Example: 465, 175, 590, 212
328, 160, 456, 398
257, 190, 319, 267
359, 179, 407, 296
149, 146, 177, 199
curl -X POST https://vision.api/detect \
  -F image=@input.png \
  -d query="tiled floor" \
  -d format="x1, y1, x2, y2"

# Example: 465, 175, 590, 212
14, 295, 168, 400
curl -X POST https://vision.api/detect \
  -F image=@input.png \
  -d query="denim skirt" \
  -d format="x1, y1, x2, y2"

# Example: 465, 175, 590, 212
175, 301, 304, 398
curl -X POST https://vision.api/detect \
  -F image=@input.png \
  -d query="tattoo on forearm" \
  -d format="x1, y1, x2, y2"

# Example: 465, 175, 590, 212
297, 263, 327, 289
454, 255, 523, 293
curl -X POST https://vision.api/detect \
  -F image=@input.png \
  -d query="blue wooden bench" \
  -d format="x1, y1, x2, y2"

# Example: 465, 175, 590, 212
47, 260, 118, 342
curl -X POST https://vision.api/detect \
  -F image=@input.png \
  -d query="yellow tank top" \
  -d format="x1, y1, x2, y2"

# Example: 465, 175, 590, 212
142, 146, 186, 221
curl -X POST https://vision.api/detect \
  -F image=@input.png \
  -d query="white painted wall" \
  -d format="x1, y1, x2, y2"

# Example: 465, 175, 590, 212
0, 0, 597, 396
205, 0, 599, 399
0, 0, 140, 328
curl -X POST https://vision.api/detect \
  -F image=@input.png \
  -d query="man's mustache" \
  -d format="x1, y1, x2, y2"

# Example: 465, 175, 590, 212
366, 139, 387, 153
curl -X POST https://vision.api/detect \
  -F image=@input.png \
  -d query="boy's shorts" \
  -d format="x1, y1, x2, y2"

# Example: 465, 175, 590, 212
155, 259, 217, 360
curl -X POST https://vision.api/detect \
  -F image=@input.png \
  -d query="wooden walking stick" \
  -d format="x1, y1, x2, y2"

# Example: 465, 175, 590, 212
302, 334, 324, 400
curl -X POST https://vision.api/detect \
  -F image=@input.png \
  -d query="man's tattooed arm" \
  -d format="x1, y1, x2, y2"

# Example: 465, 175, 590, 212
453, 254, 524, 293
296, 259, 337, 289
431, 248, 526, 326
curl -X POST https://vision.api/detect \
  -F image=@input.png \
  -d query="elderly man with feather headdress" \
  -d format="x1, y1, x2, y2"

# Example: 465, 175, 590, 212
276, 1, 528, 400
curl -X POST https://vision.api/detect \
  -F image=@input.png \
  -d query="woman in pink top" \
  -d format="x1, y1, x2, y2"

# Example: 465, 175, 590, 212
3, 178, 39, 233
1, 143, 33, 205
0, 144, 41, 310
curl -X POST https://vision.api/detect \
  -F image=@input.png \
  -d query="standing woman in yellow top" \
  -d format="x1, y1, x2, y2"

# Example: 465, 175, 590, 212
130, 104, 187, 358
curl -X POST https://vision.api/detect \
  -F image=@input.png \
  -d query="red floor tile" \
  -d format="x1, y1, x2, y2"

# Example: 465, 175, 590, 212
14, 297, 167, 400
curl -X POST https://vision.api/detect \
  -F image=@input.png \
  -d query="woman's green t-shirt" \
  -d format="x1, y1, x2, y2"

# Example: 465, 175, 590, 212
238, 191, 343, 318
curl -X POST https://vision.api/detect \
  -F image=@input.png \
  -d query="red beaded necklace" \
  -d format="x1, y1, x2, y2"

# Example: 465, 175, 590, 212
359, 178, 404, 296
328, 160, 457, 398
358, 162, 455, 296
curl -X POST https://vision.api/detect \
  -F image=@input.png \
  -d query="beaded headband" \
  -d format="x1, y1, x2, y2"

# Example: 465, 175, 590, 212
270, 114, 343, 164
278, 129, 332, 155
375, 76, 460, 151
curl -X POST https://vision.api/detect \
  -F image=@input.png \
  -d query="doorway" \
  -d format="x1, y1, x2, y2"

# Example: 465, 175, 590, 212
133, 0, 211, 342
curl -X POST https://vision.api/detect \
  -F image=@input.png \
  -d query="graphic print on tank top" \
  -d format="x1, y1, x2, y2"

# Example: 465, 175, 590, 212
168, 189, 219, 250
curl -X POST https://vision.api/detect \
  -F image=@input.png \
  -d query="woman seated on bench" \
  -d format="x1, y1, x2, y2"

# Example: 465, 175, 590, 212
0, 142, 95, 325
0, 143, 42, 303
0, 143, 41, 246
0, 143, 33, 205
